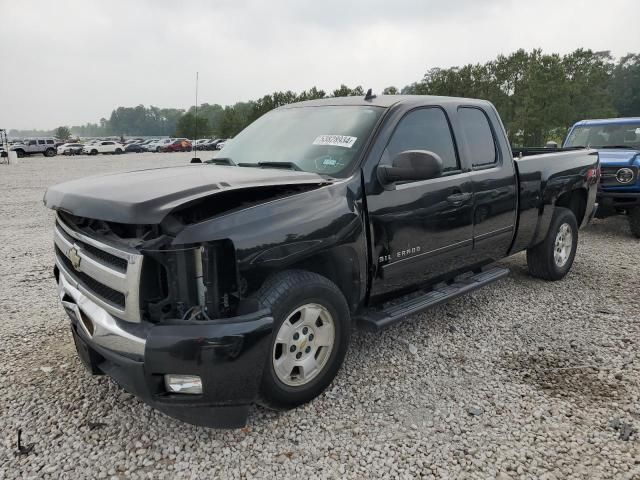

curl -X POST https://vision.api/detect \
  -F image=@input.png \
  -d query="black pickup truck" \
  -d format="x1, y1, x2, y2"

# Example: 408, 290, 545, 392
44, 95, 598, 428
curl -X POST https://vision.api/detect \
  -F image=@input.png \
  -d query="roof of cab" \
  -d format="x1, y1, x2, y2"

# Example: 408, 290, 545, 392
572, 117, 640, 127
280, 94, 493, 109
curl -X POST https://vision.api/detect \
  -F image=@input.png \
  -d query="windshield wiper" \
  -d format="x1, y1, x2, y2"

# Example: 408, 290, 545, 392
256, 161, 302, 171
206, 157, 236, 166
591, 145, 638, 150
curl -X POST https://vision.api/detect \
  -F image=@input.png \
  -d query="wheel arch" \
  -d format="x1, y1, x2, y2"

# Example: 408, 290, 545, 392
555, 188, 587, 227
284, 248, 363, 314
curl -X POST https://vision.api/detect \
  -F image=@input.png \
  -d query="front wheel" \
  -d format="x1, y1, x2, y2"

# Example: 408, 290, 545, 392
44, 148, 56, 157
629, 208, 640, 238
527, 207, 578, 281
255, 270, 351, 410
15, 150, 25, 158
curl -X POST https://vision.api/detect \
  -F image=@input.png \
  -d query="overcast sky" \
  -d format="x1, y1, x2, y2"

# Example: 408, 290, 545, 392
1, 0, 638, 130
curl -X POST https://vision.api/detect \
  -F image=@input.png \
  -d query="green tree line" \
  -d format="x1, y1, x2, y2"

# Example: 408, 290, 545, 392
10, 49, 639, 145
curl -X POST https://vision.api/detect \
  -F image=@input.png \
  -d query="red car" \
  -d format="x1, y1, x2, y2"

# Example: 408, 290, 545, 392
161, 139, 192, 152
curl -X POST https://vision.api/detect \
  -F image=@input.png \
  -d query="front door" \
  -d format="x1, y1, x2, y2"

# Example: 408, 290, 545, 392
366, 107, 474, 298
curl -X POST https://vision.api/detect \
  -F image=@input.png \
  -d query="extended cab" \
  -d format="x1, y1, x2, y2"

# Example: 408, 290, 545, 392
564, 117, 640, 237
44, 95, 598, 428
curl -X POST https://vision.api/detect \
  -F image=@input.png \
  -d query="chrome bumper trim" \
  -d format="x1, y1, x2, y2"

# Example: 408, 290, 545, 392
58, 263, 147, 357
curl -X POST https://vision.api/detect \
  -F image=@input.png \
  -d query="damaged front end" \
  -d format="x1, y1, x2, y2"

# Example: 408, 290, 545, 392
47, 172, 329, 427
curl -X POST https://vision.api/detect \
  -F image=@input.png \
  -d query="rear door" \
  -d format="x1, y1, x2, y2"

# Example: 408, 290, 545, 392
455, 106, 517, 262
366, 106, 474, 298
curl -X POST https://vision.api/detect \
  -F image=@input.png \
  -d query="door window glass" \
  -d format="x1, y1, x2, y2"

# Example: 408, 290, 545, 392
386, 108, 459, 172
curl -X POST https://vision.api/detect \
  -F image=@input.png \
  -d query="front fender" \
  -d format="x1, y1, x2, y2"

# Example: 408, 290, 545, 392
173, 176, 369, 309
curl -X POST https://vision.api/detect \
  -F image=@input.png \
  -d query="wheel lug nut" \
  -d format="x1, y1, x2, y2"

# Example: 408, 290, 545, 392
308, 334, 314, 341
302, 327, 308, 334
305, 346, 311, 353
290, 345, 296, 352
296, 352, 302, 359
293, 333, 299, 340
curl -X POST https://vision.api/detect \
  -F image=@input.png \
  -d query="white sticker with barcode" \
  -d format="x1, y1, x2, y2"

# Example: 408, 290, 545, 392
313, 135, 357, 148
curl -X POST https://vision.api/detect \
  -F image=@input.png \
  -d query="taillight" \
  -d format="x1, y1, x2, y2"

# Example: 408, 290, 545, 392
585, 165, 599, 183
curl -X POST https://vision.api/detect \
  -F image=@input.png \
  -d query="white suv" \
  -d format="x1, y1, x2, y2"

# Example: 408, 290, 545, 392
146, 138, 173, 152
82, 141, 125, 155
10, 138, 57, 158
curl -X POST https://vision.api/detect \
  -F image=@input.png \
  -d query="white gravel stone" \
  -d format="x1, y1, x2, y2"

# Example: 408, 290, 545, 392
0, 153, 639, 479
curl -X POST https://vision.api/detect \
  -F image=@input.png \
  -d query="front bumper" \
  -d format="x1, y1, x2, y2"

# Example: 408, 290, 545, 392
597, 190, 640, 209
56, 265, 274, 428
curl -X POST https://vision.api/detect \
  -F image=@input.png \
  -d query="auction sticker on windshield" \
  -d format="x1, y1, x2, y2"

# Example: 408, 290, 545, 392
313, 135, 357, 148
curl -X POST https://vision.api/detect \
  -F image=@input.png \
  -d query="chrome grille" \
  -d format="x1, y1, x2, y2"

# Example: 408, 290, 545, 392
54, 213, 144, 323
601, 166, 638, 186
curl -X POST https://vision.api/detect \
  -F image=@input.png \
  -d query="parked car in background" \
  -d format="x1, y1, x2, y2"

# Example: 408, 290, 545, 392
564, 117, 640, 237
125, 143, 147, 153
215, 139, 229, 150
201, 139, 222, 151
82, 141, 125, 155
147, 138, 173, 152
10, 137, 57, 157
161, 139, 192, 152
136, 139, 157, 149
57, 143, 84, 155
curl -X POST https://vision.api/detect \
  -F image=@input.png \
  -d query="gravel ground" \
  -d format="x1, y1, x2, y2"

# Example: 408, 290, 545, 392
0, 153, 638, 479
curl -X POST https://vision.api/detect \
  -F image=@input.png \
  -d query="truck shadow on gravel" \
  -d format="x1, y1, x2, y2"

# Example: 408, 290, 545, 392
503, 350, 627, 405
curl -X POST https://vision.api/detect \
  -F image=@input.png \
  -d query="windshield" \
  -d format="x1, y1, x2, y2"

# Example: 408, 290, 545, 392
208, 105, 384, 176
565, 122, 640, 149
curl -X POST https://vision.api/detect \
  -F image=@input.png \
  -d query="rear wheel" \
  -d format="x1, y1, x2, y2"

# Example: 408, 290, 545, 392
255, 270, 350, 410
527, 207, 578, 281
115, 148, 123, 154
629, 208, 640, 238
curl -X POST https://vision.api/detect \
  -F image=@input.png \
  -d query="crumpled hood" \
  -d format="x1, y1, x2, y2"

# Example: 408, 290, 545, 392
44, 164, 329, 224
597, 149, 640, 166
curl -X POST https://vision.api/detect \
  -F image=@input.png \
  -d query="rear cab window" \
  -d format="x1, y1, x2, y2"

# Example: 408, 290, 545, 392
457, 107, 499, 168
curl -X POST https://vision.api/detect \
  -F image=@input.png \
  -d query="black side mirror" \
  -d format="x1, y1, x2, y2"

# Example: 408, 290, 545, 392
377, 150, 443, 186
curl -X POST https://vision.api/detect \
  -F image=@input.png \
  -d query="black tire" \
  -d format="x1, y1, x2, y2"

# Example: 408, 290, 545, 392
15, 150, 25, 158
527, 207, 578, 281
44, 148, 56, 157
91, 149, 98, 156
115, 148, 123, 154
629, 208, 640, 239
255, 270, 351, 410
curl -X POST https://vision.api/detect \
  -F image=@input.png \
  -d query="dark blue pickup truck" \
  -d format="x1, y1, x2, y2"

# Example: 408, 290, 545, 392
564, 117, 640, 237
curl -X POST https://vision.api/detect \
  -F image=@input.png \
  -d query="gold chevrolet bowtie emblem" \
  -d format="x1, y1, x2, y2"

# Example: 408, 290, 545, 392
68, 247, 82, 271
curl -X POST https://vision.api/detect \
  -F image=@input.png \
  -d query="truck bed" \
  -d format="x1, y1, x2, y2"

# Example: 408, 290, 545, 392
509, 148, 599, 254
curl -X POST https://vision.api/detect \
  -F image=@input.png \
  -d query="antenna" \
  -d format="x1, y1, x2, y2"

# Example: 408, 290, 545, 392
364, 88, 376, 101
192, 71, 201, 163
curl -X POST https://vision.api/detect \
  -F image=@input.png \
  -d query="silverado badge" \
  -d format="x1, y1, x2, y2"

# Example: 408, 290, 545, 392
68, 247, 82, 271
